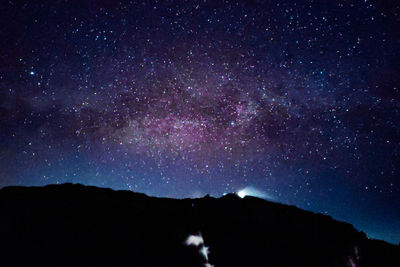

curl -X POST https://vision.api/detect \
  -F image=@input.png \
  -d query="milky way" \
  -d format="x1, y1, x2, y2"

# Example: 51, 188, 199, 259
0, 1, 399, 243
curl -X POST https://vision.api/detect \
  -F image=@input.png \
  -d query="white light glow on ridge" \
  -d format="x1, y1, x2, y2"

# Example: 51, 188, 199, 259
237, 186, 273, 200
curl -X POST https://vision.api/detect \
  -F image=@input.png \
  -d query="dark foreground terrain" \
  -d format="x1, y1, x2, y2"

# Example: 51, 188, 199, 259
0, 184, 398, 267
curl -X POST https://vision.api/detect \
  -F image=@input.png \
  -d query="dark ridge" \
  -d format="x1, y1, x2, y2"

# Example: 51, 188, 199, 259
0, 183, 398, 267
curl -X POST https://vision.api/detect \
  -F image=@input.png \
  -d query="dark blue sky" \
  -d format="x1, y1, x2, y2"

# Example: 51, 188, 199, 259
0, 0, 399, 244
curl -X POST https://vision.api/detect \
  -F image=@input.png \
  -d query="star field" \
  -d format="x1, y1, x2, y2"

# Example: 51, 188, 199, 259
0, 0, 399, 244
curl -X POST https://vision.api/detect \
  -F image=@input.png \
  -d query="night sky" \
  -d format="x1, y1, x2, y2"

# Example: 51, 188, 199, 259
1, 0, 399, 244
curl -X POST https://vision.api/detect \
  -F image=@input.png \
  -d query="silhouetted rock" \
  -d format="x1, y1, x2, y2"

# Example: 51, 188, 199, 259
0, 184, 398, 266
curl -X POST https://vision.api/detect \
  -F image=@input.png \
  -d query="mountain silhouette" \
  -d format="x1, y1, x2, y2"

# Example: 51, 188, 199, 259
0, 183, 398, 266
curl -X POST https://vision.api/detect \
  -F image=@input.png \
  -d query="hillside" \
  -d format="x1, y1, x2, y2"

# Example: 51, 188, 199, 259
0, 183, 398, 266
